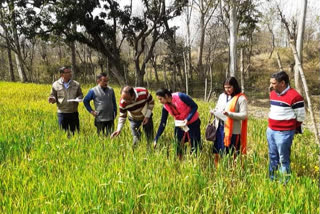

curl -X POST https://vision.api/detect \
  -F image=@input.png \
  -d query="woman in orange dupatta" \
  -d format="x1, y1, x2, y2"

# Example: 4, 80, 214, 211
210, 77, 248, 167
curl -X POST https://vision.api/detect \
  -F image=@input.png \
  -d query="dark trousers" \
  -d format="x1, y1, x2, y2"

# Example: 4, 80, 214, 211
129, 115, 154, 145
175, 119, 201, 155
95, 120, 114, 136
58, 112, 79, 133
212, 121, 240, 156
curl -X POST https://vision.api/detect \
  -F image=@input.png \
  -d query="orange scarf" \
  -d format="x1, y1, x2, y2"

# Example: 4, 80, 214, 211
224, 93, 248, 154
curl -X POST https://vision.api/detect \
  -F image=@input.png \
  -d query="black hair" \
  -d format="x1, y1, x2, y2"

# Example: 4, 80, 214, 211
59, 66, 71, 74
223, 77, 241, 96
96, 72, 107, 80
121, 86, 135, 97
271, 71, 290, 86
156, 88, 172, 98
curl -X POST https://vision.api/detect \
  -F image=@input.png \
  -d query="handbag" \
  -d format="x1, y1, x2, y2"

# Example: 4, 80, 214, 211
205, 114, 217, 142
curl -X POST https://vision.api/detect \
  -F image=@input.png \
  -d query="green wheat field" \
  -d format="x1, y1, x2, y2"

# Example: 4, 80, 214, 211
0, 82, 318, 213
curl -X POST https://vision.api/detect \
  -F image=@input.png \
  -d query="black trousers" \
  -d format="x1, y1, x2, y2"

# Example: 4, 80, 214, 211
58, 112, 80, 133
95, 120, 114, 136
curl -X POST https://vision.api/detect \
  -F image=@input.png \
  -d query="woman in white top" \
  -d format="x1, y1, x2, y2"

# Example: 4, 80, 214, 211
210, 77, 248, 167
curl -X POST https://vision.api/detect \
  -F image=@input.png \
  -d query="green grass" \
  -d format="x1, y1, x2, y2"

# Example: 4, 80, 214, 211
0, 81, 318, 213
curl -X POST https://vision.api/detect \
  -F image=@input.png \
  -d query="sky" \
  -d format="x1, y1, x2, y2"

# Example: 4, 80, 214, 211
118, 0, 320, 43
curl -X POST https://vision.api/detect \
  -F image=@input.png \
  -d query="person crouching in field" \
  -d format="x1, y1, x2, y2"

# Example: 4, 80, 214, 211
153, 88, 201, 159
210, 77, 248, 167
83, 73, 117, 136
267, 71, 305, 182
111, 86, 154, 147
48, 66, 83, 134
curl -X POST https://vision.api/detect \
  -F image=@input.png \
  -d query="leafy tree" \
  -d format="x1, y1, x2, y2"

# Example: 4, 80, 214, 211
24, 0, 130, 85
122, 0, 187, 86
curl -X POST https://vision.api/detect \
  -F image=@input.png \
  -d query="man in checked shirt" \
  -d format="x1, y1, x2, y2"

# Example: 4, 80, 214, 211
111, 86, 154, 146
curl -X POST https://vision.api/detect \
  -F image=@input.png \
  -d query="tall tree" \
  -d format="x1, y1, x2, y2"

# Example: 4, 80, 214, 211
295, 0, 307, 94
194, 0, 218, 72
27, 0, 129, 85
228, 0, 237, 77
0, 0, 28, 82
123, 0, 187, 86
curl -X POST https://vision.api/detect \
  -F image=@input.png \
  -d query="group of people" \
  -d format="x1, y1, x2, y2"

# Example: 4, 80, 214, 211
48, 66, 305, 182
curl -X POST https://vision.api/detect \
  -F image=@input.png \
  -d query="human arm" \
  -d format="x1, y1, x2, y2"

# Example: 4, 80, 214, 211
292, 95, 305, 132
76, 84, 84, 99
83, 89, 96, 116
144, 90, 155, 119
114, 99, 127, 132
48, 86, 57, 103
179, 93, 198, 122
225, 95, 248, 120
110, 102, 126, 138
154, 107, 169, 143
112, 89, 117, 118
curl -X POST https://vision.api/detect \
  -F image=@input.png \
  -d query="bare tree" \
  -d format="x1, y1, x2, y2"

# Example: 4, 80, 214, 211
295, 0, 307, 94
229, 0, 238, 77
0, 0, 28, 82
278, 6, 319, 144
194, 0, 218, 71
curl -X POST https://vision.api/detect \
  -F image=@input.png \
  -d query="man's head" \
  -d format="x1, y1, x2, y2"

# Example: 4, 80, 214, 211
96, 73, 109, 88
59, 66, 72, 82
270, 71, 290, 94
121, 86, 135, 103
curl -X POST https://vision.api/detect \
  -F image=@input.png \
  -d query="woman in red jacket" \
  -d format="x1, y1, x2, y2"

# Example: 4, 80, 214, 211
153, 88, 201, 158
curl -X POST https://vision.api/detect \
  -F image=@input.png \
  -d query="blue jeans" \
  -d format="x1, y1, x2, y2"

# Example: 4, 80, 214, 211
129, 115, 154, 145
267, 127, 295, 180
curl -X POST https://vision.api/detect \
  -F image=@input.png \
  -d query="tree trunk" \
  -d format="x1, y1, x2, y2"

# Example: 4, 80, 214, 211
15, 53, 27, 82
135, 61, 145, 86
110, 64, 125, 86
289, 39, 319, 144
71, 41, 77, 79
185, 1, 193, 86
294, 0, 307, 94
229, 0, 237, 77
276, 51, 283, 71
6, 43, 15, 81
240, 48, 245, 93
9, 0, 27, 82
163, 62, 169, 89
206, 64, 213, 101
197, 0, 205, 71
183, 51, 189, 95
173, 65, 177, 92
268, 24, 275, 59
151, 54, 159, 83
204, 77, 207, 100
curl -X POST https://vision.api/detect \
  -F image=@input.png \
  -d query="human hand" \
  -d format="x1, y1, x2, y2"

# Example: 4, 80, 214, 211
153, 140, 157, 149
110, 130, 121, 138
48, 97, 56, 104
223, 111, 229, 116
142, 117, 149, 125
183, 119, 188, 126
210, 109, 215, 115
91, 111, 97, 117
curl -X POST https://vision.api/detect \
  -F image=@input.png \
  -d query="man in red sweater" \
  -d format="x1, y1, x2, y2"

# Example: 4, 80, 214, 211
267, 71, 305, 181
